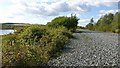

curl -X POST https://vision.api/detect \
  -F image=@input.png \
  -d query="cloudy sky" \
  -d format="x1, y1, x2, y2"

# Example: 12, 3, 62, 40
0, 0, 119, 26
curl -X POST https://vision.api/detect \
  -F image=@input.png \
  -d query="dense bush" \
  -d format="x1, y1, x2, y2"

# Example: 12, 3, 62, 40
2, 25, 72, 66
2, 33, 18, 46
86, 23, 94, 30
2, 45, 49, 66
2, 14, 79, 66
19, 25, 47, 45
47, 14, 79, 32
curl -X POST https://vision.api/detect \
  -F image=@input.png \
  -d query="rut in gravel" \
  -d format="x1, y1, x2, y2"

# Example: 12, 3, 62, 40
48, 30, 119, 66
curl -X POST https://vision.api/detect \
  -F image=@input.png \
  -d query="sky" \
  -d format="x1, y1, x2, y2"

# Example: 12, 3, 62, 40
0, 0, 119, 27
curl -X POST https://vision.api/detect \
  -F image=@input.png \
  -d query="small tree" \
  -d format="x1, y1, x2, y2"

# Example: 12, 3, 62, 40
86, 18, 94, 30
86, 23, 94, 30
90, 18, 94, 23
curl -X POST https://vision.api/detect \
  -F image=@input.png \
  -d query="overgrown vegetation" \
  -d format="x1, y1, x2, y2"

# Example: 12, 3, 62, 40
2, 15, 78, 66
86, 12, 120, 33
47, 14, 79, 32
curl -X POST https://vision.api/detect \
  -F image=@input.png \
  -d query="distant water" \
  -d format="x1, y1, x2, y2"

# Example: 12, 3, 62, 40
0, 30, 15, 35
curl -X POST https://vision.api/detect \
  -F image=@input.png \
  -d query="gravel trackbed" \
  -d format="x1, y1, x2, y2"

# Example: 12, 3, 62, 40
48, 29, 119, 66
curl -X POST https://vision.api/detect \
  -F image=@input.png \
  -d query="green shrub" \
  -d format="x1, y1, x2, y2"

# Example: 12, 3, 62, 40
2, 25, 72, 66
2, 33, 18, 46
114, 29, 120, 33
39, 26, 70, 57
86, 23, 94, 30
2, 45, 50, 66
47, 15, 79, 32
47, 26, 73, 38
19, 25, 47, 45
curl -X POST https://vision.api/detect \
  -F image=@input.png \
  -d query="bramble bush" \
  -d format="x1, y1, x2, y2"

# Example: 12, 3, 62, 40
19, 25, 47, 46
2, 14, 78, 66
2, 25, 73, 66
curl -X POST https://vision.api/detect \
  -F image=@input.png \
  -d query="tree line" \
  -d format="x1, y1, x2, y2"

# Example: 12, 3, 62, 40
86, 12, 120, 33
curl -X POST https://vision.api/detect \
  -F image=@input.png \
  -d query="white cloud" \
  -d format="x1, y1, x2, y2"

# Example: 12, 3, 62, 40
99, 9, 118, 17
99, 10, 115, 13
0, 0, 118, 24
78, 19, 90, 27
103, 0, 119, 2
70, 0, 118, 7
9, 0, 118, 17
19, 0, 91, 16
0, 0, 90, 23
78, 18, 100, 27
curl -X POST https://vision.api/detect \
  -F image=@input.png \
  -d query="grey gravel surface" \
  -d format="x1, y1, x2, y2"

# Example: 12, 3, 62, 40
48, 29, 119, 66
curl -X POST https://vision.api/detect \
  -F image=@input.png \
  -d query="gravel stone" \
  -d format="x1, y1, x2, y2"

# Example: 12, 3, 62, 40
48, 29, 119, 66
